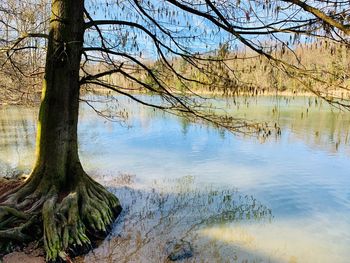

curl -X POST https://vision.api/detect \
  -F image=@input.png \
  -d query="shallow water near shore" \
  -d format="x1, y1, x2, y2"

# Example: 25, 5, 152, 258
1, 95, 350, 262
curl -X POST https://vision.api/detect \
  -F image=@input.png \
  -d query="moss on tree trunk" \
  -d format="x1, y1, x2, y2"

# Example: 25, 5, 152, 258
0, 0, 122, 261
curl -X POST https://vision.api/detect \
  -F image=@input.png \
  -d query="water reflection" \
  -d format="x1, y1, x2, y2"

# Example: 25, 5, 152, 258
0, 106, 36, 177
199, 218, 349, 263
82, 175, 273, 263
1, 95, 350, 262
221, 96, 350, 155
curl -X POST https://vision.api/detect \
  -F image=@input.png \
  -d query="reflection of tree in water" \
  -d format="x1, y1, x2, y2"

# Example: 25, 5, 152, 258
0, 111, 36, 177
83, 175, 273, 262
228, 96, 350, 154
84, 95, 350, 155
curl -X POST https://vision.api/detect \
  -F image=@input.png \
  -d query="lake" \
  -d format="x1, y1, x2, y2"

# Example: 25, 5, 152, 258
1, 95, 349, 263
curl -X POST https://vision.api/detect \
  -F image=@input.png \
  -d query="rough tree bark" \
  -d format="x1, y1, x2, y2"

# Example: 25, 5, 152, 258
0, 0, 122, 261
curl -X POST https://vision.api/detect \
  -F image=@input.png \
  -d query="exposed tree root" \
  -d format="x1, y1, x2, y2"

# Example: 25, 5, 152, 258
0, 215, 37, 241
0, 172, 122, 262
0, 178, 23, 197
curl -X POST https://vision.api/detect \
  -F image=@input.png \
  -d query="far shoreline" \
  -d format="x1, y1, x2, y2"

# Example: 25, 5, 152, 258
1, 87, 350, 107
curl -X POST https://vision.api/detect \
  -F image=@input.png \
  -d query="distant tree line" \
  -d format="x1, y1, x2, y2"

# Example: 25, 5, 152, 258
0, 0, 48, 104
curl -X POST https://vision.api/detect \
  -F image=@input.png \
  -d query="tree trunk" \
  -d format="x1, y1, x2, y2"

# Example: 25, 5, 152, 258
0, 1, 122, 261
25, 0, 85, 193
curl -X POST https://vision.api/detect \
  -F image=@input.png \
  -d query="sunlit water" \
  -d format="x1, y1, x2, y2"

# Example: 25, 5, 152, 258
1, 95, 350, 263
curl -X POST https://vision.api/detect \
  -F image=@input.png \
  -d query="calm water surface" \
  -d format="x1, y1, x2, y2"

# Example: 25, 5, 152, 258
0, 95, 349, 263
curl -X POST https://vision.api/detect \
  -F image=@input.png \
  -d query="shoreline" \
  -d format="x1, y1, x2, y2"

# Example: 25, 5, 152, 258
1, 88, 349, 107
83, 86, 350, 98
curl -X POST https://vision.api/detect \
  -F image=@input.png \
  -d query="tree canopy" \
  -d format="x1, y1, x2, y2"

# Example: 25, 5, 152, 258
83, 0, 350, 111
2, 0, 350, 109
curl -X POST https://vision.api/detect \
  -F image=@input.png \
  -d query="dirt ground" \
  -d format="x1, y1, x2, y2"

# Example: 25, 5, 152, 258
3, 252, 45, 263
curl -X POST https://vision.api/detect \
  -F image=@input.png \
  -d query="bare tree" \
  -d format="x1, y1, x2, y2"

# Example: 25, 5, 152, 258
0, 0, 49, 104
